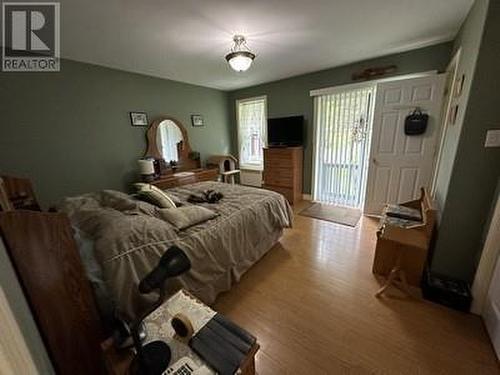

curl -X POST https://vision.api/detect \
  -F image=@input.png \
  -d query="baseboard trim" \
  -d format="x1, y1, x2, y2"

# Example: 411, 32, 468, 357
302, 194, 312, 201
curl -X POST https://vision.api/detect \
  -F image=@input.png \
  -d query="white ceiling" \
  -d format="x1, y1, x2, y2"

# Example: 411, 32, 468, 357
61, 0, 473, 91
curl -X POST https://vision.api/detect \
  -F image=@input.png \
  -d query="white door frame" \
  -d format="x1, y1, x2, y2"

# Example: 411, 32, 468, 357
430, 49, 461, 197
310, 71, 445, 211
471, 193, 500, 315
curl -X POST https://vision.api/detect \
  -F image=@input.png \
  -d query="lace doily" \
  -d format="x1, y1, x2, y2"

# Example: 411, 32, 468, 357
143, 290, 217, 373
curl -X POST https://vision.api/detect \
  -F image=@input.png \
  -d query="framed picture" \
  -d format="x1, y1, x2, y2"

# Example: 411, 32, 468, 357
130, 112, 148, 127
191, 114, 204, 127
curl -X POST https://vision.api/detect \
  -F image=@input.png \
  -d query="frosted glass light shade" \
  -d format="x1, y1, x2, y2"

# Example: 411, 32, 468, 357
138, 159, 155, 175
225, 51, 255, 72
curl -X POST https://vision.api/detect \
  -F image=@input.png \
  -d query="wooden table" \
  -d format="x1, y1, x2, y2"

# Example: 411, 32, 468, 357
102, 290, 259, 375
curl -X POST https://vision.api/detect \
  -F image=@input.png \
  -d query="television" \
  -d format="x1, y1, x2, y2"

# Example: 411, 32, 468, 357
267, 115, 304, 146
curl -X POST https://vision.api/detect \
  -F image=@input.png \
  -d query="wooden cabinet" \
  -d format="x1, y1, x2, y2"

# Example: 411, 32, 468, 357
372, 188, 436, 287
150, 168, 218, 189
263, 147, 303, 205
373, 226, 429, 287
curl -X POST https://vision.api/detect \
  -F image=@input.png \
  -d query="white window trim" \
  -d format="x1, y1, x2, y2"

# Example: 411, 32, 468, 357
309, 70, 438, 97
236, 95, 267, 171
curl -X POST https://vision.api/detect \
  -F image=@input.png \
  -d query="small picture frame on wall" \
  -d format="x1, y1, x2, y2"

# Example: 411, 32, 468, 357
191, 114, 204, 127
129, 112, 148, 127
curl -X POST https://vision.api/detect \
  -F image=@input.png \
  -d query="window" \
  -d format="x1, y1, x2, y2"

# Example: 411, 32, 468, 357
236, 96, 267, 170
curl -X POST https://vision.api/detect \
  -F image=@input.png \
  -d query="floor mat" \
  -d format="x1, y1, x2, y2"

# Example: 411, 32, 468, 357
299, 203, 362, 227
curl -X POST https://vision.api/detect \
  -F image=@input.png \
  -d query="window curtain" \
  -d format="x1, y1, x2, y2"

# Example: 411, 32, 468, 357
312, 87, 374, 208
237, 97, 266, 169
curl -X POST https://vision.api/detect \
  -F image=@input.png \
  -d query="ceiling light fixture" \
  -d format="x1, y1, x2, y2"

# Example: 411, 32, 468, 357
225, 35, 255, 72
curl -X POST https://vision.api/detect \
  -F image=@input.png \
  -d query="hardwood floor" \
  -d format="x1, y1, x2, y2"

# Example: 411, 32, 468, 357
214, 201, 499, 374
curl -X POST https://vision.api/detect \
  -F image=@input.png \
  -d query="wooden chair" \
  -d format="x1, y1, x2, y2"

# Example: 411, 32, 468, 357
0, 177, 14, 211
0, 175, 40, 211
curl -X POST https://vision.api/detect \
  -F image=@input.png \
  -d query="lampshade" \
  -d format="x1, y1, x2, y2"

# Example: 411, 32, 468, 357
225, 35, 255, 72
138, 158, 154, 175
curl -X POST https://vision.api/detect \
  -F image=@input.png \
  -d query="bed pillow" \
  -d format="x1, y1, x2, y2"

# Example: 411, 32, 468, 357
133, 183, 177, 209
158, 206, 217, 230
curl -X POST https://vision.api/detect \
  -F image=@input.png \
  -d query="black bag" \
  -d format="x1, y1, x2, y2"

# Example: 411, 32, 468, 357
405, 108, 428, 135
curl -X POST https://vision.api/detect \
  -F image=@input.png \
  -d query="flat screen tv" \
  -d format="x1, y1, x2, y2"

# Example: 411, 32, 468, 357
267, 115, 304, 146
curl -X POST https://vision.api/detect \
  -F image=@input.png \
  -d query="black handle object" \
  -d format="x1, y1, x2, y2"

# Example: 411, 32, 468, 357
405, 108, 429, 135
129, 246, 191, 375
139, 246, 191, 294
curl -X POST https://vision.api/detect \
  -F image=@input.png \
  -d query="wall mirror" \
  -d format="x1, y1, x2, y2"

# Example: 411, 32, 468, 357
157, 120, 183, 162
145, 116, 199, 172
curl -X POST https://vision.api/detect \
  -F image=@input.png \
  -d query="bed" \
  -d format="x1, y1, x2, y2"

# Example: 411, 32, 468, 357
61, 181, 293, 323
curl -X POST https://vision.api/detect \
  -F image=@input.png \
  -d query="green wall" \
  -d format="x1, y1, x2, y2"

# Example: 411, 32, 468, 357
228, 42, 453, 194
433, 0, 489, 214
0, 59, 231, 206
432, 0, 500, 282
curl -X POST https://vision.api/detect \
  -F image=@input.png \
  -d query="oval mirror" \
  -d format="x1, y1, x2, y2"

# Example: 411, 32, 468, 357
156, 119, 184, 162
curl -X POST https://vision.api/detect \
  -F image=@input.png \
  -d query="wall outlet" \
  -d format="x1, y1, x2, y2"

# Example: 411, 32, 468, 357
484, 129, 500, 148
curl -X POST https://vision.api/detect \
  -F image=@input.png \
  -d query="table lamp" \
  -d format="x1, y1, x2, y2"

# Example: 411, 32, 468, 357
138, 158, 156, 182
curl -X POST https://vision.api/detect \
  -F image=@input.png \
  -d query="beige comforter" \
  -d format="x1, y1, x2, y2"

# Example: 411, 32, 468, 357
62, 182, 293, 322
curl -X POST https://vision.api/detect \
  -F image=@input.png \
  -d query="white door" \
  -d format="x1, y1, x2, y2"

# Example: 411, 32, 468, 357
482, 197, 500, 359
485, 254, 500, 359
364, 75, 445, 215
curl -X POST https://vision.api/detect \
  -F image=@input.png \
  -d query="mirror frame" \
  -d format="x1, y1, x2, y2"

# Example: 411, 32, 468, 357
145, 116, 199, 172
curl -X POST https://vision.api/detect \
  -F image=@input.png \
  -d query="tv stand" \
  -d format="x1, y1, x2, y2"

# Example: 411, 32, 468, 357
262, 146, 303, 205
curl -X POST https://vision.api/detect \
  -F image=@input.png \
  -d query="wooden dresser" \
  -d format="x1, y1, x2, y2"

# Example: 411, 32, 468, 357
263, 147, 303, 205
150, 168, 218, 189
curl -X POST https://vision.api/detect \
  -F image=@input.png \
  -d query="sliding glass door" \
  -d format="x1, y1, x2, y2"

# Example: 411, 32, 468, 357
312, 85, 375, 208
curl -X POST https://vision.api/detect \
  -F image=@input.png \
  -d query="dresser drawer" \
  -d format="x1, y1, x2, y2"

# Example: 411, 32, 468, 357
148, 168, 218, 190
196, 169, 219, 182
263, 169, 293, 187
152, 176, 196, 189
264, 158, 293, 169
264, 147, 297, 159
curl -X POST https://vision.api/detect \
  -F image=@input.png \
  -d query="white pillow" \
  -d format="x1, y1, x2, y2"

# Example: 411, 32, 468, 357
158, 206, 217, 230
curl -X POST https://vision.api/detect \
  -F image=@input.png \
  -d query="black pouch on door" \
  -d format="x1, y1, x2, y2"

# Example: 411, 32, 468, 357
405, 109, 428, 135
